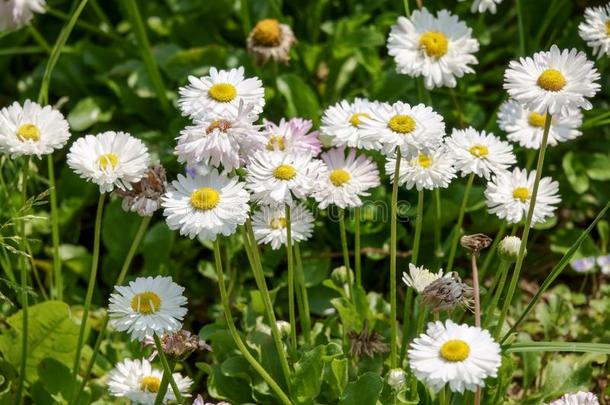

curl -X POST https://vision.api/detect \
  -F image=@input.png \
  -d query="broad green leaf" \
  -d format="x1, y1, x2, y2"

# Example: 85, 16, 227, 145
339, 371, 383, 405
276, 74, 320, 122
67, 97, 112, 132
585, 153, 610, 181
292, 345, 324, 404
562, 152, 589, 194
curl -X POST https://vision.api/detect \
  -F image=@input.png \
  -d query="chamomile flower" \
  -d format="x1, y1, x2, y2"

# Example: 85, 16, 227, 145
108, 276, 188, 341
263, 117, 321, 156
320, 98, 379, 150
162, 170, 250, 241
0, 100, 70, 157
446, 128, 516, 180
386, 146, 456, 190
178, 66, 265, 119
360, 101, 445, 158
312, 147, 380, 209
387, 8, 479, 89
246, 150, 320, 206
247, 18, 297, 65
0, 0, 45, 31
402, 263, 444, 294
251, 203, 314, 249
175, 103, 264, 170
408, 319, 501, 393
579, 4, 610, 59
107, 358, 192, 404
467, 0, 502, 14
485, 167, 560, 226
67, 131, 150, 193
548, 391, 599, 405
503, 45, 600, 115
497, 100, 583, 149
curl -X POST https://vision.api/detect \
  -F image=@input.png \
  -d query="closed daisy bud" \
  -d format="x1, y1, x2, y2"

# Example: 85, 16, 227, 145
115, 163, 167, 217
498, 236, 524, 262
247, 18, 296, 66
276, 320, 292, 337
422, 272, 473, 312
331, 265, 353, 286
460, 233, 492, 254
387, 368, 406, 390
467, 0, 502, 14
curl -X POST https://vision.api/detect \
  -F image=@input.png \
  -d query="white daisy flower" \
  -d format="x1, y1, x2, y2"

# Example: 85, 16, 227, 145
548, 391, 599, 405
503, 45, 600, 115
386, 146, 456, 191
497, 100, 582, 149
251, 203, 314, 249
360, 101, 445, 158
161, 170, 250, 241
0, 0, 45, 31
0, 100, 70, 157
178, 66, 265, 119
408, 319, 501, 393
67, 131, 150, 193
175, 103, 265, 171
387, 8, 479, 89
446, 127, 516, 180
579, 4, 610, 59
466, 0, 502, 14
320, 98, 380, 150
108, 276, 188, 341
245, 150, 320, 206
107, 358, 192, 404
263, 117, 321, 156
485, 167, 560, 226
402, 263, 444, 293
312, 147, 380, 209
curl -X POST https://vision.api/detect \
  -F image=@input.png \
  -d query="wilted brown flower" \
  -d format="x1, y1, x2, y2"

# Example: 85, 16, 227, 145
422, 272, 474, 313
115, 163, 167, 216
460, 233, 492, 255
247, 18, 296, 65
143, 330, 211, 361
348, 321, 388, 358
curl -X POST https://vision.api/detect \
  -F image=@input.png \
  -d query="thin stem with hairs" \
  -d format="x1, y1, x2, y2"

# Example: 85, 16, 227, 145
338, 207, 353, 300
389, 148, 402, 369
446, 172, 475, 273
285, 204, 297, 352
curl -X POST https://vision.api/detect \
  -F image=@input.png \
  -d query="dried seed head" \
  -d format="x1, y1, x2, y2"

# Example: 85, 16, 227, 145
115, 163, 167, 216
143, 330, 211, 361
347, 322, 388, 359
460, 233, 493, 255
422, 272, 474, 313
498, 236, 524, 262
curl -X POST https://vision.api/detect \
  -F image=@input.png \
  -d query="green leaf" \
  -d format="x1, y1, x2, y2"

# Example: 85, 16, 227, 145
0, 301, 79, 383
67, 97, 112, 131
505, 341, 610, 354
562, 152, 589, 194
585, 153, 610, 181
292, 345, 324, 404
326, 357, 348, 400
276, 74, 320, 122
339, 371, 383, 405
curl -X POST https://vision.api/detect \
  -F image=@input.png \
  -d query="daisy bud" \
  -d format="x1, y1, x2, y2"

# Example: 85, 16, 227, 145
247, 18, 297, 66
387, 368, 406, 390
331, 266, 353, 287
460, 233, 492, 254
276, 320, 292, 337
498, 236, 524, 263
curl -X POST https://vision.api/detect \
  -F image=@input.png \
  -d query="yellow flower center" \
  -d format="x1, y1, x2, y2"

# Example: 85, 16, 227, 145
349, 112, 370, 127
206, 119, 232, 134
17, 123, 40, 142
388, 114, 416, 134
329, 168, 351, 187
537, 69, 566, 92
512, 186, 531, 202
273, 164, 296, 180
190, 187, 221, 210
606, 20, 610, 35
469, 144, 489, 158
267, 135, 286, 151
271, 217, 288, 229
252, 19, 282, 46
130, 291, 161, 314
98, 153, 119, 170
527, 112, 547, 128
417, 153, 432, 168
208, 83, 237, 102
440, 339, 470, 362
419, 31, 449, 58
140, 376, 161, 392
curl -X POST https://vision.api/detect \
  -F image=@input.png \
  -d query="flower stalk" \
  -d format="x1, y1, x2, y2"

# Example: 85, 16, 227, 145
446, 172, 475, 272
389, 148, 401, 369
285, 204, 298, 353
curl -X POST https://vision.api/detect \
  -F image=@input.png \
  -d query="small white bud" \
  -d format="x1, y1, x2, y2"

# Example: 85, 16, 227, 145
387, 368, 406, 390
331, 266, 353, 286
498, 236, 524, 262
276, 320, 291, 337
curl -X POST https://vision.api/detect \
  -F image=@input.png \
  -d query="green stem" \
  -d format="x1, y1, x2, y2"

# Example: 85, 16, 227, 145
433, 188, 443, 260
338, 208, 353, 300
399, 288, 414, 364
239, 0, 251, 37
446, 173, 475, 273
15, 158, 30, 405
483, 260, 510, 326
409, 297, 427, 399
285, 204, 297, 353
124, 0, 170, 114
412, 190, 424, 265
212, 239, 292, 405
389, 148, 401, 369
516, 0, 526, 56
294, 243, 311, 344
28, 25, 51, 53
153, 360, 173, 405
153, 334, 183, 403
354, 206, 362, 289
403, 0, 410, 15
494, 111, 552, 340
70, 193, 106, 392
479, 222, 508, 282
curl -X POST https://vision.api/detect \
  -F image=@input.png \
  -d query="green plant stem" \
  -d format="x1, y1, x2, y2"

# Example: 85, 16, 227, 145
70, 193, 106, 392
479, 222, 508, 282
124, 0, 170, 114
433, 188, 443, 260
446, 173, 475, 273
153, 360, 174, 405
409, 297, 427, 399
399, 288, 414, 364
294, 243, 312, 344
354, 206, 362, 289
494, 111, 552, 340
243, 222, 293, 388
212, 239, 292, 405
412, 190, 424, 265
239, 0, 251, 37
285, 204, 297, 353
338, 208, 353, 300
483, 260, 510, 326
28, 25, 51, 53
72, 216, 152, 404
15, 158, 30, 405
153, 334, 183, 403
403, 0, 410, 16
389, 148, 401, 369
516, 0, 526, 56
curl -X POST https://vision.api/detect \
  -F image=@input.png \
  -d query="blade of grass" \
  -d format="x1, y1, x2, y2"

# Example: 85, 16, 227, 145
505, 341, 610, 354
